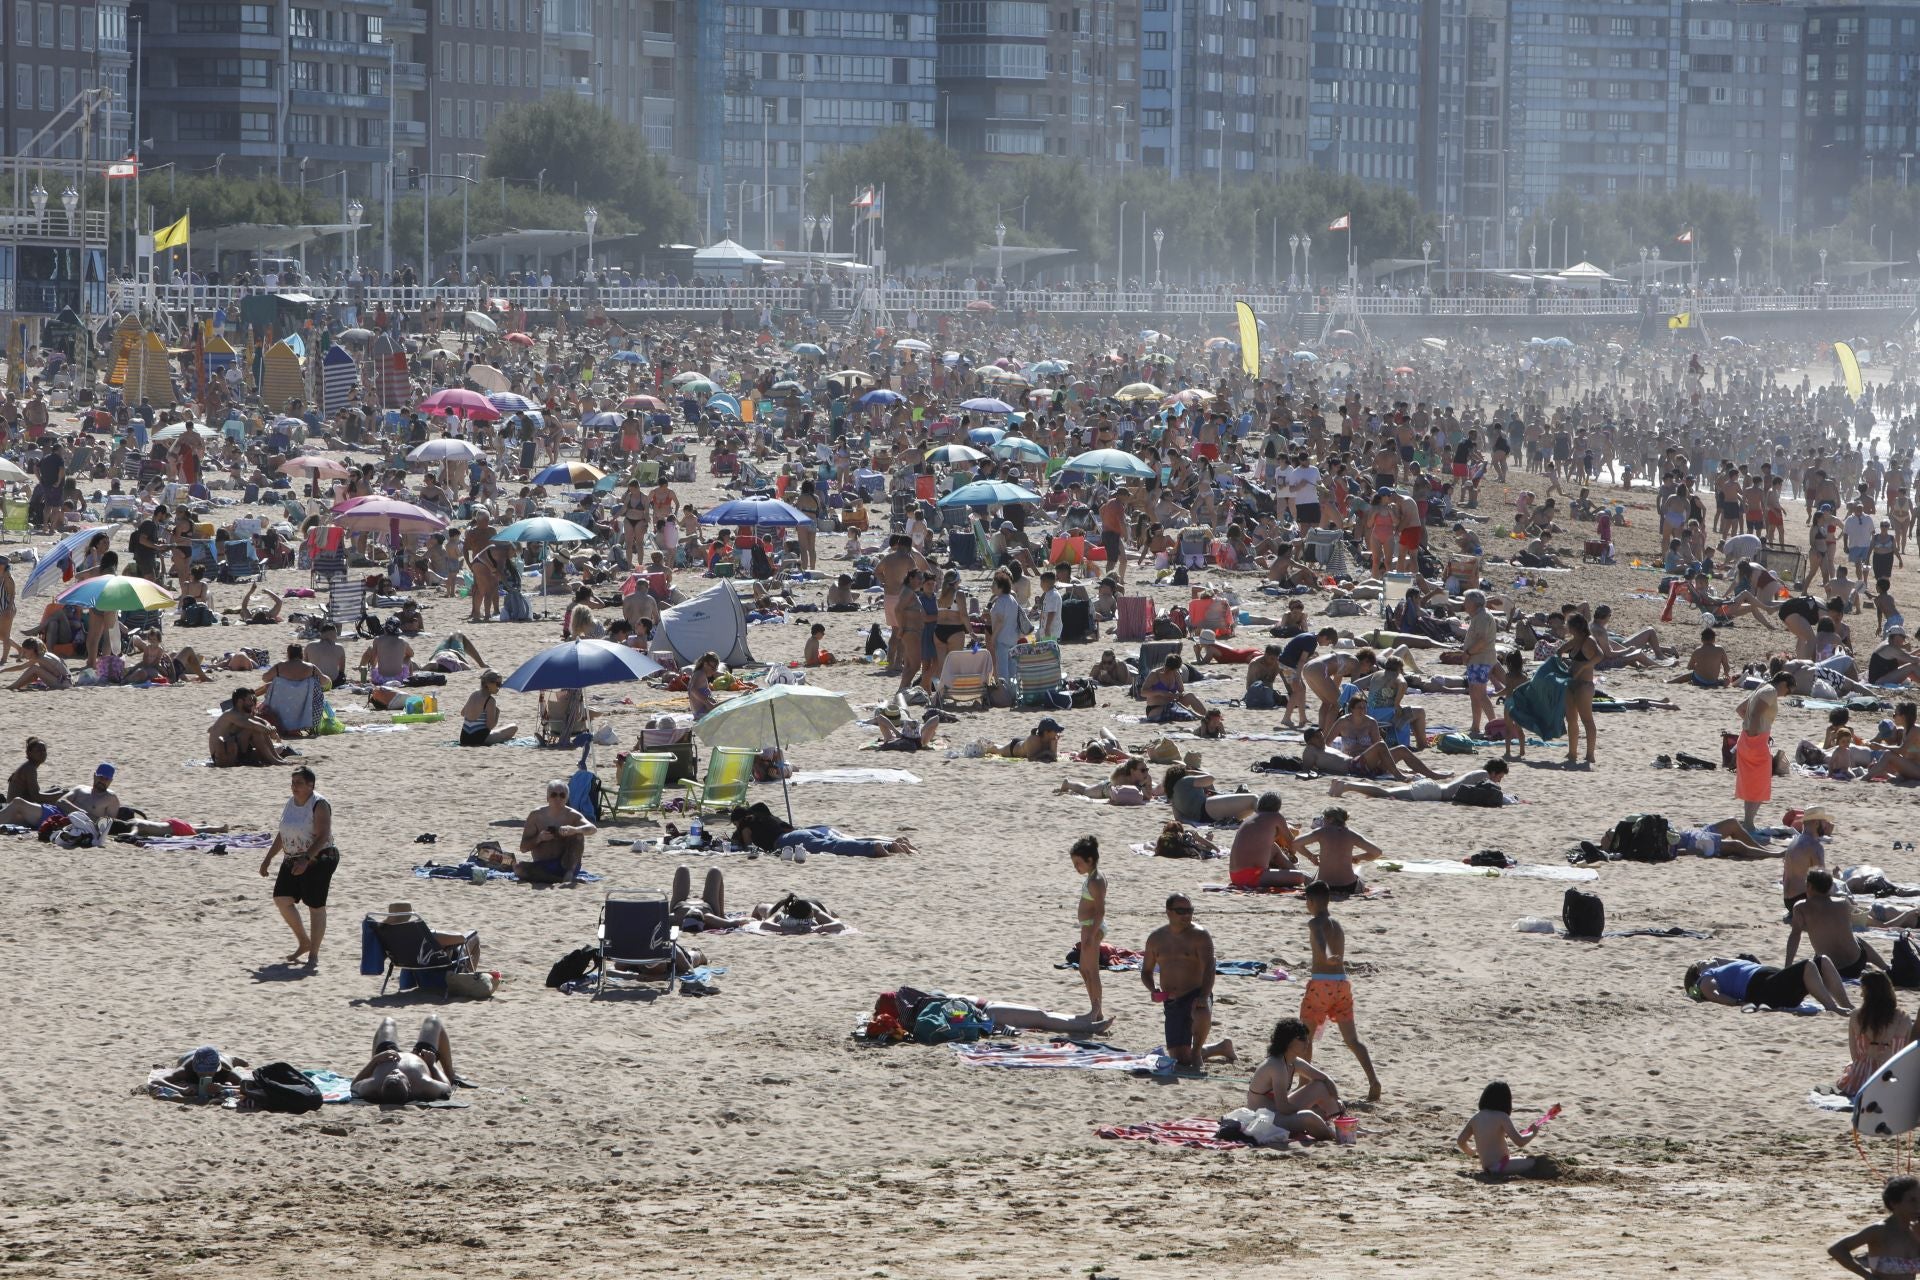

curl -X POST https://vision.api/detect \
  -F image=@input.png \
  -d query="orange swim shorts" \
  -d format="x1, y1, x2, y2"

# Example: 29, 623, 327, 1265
1299, 975, 1355, 1033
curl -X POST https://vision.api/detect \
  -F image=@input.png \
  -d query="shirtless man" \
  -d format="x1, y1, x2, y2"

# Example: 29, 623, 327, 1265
209, 687, 286, 766
1735, 671, 1791, 827
1667, 626, 1730, 688
1245, 645, 1283, 695
1302, 724, 1425, 781
1788, 868, 1886, 981
515, 778, 596, 883
1302, 647, 1378, 733
0, 748, 106, 827
1291, 806, 1386, 892
1460, 589, 1499, 734
1298, 879, 1382, 1099
1329, 758, 1506, 804
349, 1015, 458, 1103
874, 535, 919, 673
1141, 893, 1235, 1070
1782, 806, 1835, 917
1227, 792, 1303, 889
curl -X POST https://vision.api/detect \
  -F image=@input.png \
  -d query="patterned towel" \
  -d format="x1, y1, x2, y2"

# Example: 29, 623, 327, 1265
1095, 1118, 1247, 1150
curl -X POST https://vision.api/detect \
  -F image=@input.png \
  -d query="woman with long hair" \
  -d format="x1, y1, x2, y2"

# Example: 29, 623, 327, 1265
1839, 969, 1912, 1095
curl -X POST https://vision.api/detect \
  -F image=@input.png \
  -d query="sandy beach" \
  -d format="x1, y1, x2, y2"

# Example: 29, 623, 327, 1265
3, 426, 1912, 1280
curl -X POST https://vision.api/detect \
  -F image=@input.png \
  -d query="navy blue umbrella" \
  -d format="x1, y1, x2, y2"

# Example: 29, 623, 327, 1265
699, 497, 815, 526
501, 639, 666, 693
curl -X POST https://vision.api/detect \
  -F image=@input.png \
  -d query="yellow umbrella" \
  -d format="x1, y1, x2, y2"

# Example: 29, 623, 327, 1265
1113, 382, 1165, 401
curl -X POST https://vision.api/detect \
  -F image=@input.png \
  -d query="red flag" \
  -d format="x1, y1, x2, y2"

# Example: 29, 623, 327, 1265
1327, 213, 1351, 232
1675, 229, 1693, 245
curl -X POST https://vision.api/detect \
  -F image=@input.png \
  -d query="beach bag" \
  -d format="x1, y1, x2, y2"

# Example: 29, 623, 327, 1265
1895, 934, 1920, 990
545, 945, 600, 988
1326, 598, 1363, 617
567, 768, 605, 824
446, 970, 498, 999
1244, 681, 1278, 710
250, 1061, 324, 1113
1609, 814, 1673, 863
1066, 677, 1097, 709
501, 589, 533, 622
1450, 780, 1506, 808
1151, 616, 1184, 640
1562, 889, 1606, 940
912, 996, 992, 1045
1435, 732, 1478, 754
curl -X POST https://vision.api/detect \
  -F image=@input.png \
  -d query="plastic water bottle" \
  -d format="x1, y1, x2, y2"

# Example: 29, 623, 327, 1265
689, 815, 703, 847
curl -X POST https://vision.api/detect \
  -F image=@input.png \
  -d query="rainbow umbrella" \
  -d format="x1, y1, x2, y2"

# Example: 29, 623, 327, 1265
531, 461, 606, 487
57, 574, 176, 611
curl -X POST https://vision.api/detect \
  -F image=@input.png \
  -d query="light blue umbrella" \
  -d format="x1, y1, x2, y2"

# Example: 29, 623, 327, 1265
487, 391, 539, 413
925, 443, 988, 466
22, 524, 120, 597
1542, 336, 1575, 349
938, 480, 1043, 509
967, 425, 1007, 446
855, 388, 903, 408
706, 392, 742, 418
991, 435, 1050, 463
502, 638, 665, 693
699, 497, 814, 527
960, 397, 1016, 414
1291, 350, 1319, 361
493, 517, 596, 544
1062, 448, 1154, 479
790, 342, 824, 357
1028, 359, 1071, 376
609, 350, 646, 364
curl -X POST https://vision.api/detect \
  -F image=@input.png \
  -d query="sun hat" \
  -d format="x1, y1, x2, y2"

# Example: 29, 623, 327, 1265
1198, 629, 1218, 644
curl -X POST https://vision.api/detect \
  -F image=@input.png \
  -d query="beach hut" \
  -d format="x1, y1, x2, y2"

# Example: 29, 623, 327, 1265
369, 332, 410, 407
123, 330, 176, 407
319, 344, 358, 414
261, 338, 306, 408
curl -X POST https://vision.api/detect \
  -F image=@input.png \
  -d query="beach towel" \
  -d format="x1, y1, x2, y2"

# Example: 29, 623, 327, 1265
1055, 952, 1280, 978
132, 831, 273, 854
1201, 881, 1391, 899
734, 920, 859, 938
263, 673, 324, 735
1131, 841, 1225, 861
412, 858, 602, 884
1382, 859, 1599, 883
955, 1040, 1175, 1075
1735, 731, 1773, 804
1095, 1118, 1249, 1150
1506, 655, 1569, 740
1807, 1090, 1855, 1114
788, 768, 921, 786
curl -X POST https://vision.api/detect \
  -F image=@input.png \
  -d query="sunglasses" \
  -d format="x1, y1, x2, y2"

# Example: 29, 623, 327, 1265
1168, 906, 1193, 915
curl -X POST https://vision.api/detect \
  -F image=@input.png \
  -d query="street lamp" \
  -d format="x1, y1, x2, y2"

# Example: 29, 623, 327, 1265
1733, 246, 1742, 292
1303, 235, 1312, 292
1820, 246, 1829, 286
1289, 234, 1300, 289
29, 183, 46, 223
1422, 239, 1432, 291
59, 185, 76, 232
584, 204, 599, 276
347, 197, 364, 273
802, 214, 818, 279
1153, 227, 1164, 285
994, 221, 1006, 285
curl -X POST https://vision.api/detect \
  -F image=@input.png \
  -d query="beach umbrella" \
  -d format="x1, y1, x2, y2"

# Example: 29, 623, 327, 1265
939, 479, 1042, 509
790, 342, 824, 357
925, 443, 988, 466
494, 517, 596, 545
1028, 359, 1071, 375
1141, 353, 1175, 367
330, 497, 448, 536
856, 388, 903, 408
692, 684, 856, 822
960, 397, 1016, 415
502, 638, 665, 693
619, 394, 666, 411
0, 457, 28, 483
893, 338, 931, 352
1420, 337, 1448, 351
531, 461, 605, 487
1719, 335, 1746, 345
609, 349, 645, 363
1139, 330, 1166, 343
582, 411, 623, 429
1330, 328, 1359, 340
772, 379, 804, 393
338, 327, 374, 343
1205, 337, 1235, 351
56, 573, 175, 611
699, 497, 814, 527
967, 425, 1007, 446
706, 393, 742, 418
408, 438, 484, 463
830, 369, 875, 385
1291, 350, 1320, 361
1063, 448, 1154, 479
487, 391, 540, 414
420, 388, 500, 420
20, 524, 120, 596
669, 370, 709, 387
1163, 388, 1214, 407
504, 332, 535, 347
1113, 382, 1164, 402
1542, 336, 1575, 349
276, 455, 350, 479
991, 435, 1049, 463
1392, 366, 1416, 375
152, 422, 220, 443
464, 310, 498, 333
679, 378, 718, 397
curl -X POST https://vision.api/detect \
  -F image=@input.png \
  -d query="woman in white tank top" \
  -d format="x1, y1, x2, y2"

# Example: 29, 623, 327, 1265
258, 766, 337, 967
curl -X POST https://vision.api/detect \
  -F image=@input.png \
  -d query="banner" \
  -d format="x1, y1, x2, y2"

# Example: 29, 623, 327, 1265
1234, 301, 1260, 380
153, 212, 190, 251
1667, 312, 1691, 330
1835, 341, 1863, 399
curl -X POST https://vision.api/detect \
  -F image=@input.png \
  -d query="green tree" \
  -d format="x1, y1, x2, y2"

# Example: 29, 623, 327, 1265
809, 126, 984, 266
484, 95, 690, 245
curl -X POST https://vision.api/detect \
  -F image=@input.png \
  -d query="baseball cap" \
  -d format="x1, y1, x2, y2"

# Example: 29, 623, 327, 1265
1036, 717, 1065, 734
95, 763, 115, 780
190, 1046, 222, 1075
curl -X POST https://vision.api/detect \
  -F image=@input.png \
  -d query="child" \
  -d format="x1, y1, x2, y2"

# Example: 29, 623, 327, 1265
1455, 1080, 1542, 1176
802, 622, 835, 667
1497, 649, 1528, 759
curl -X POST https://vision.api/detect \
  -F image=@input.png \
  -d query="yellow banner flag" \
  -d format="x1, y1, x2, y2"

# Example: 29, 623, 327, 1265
1235, 301, 1260, 380
1835, 341, 1863, 399
1667, 312, 1691, 330
153, 213, 190, 251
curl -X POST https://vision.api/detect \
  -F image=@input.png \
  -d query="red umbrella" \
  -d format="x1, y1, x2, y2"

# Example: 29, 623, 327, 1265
620, 394, 665, 411
419, 388, 501, 420
966, 300, 996, 312
504, 332, 534, 347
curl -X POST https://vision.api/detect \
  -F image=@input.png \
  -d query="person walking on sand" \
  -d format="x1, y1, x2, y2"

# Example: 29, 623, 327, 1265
1299, 880, 1383, 1100
1141, 893, 1235, 1071
1070, 836, 1107, 1021
1736, 671, 1793, 828
258, 765, 336, 967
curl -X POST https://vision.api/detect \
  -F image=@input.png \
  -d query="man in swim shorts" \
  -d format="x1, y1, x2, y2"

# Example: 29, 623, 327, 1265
1460, 589, 1498, 734
1141, 893, 1235, 1070
1300, 880, 1382, 1098
350, 1014, 458, 1102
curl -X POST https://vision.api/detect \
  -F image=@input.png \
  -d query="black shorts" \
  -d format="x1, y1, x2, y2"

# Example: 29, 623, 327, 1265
934, 623, 967, 643
1838, 951, 1870, 981
1163, 988, 1206, 1048
1102, 530, 1123, 561
1295, 502, 1321, 527
272, 848, 338, 908
1747, 960, 1811, 1009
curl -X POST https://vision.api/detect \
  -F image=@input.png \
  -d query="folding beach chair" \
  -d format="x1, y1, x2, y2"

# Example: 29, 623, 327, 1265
307, 525, 348, 587
324, 578, 368, 633
934, 646, 995, 712
680, 745, 757, 815
218, 538, 263, 584
187, 537, 219, 579
606, 752, 674, 818
595, 889, 681, 996
1115, 596, 1155, 642
365, 909, 478, 996
1012, 641, 1063, 707
1189, 596, 1235, 639
1131, 640, 1185, 699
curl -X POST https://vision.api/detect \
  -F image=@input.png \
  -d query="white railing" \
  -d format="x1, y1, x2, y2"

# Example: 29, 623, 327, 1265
105, 280, 1920, 320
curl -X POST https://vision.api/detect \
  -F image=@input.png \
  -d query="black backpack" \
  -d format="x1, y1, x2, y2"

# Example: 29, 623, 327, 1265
1562, 888, 1606, 940
1894, 934, 1920, 990
1609, 814, 1674, 862
545, 945, 602, 988
1450, 780, 1507, 808
249, 1061, 324, 1113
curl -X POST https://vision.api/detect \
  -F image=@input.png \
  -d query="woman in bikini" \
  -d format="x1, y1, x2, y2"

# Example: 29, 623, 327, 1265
1243, 1017, 1340, 1141
932, 570, 972, 672
894, 569, 931, 695
791, 479, 822, 571
1830, 1174, 1920, 1278
1558, 612, 1601, 766
0, 555, 15, 664
1069, 836, 1106, 1021
619, 480, 649, 562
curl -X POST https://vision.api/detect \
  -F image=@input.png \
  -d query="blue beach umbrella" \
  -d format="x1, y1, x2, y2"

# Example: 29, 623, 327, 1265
959, 397, 1016, 414
493, 517, 596, 544
855, 388, 904, 408
938, 480, 1043, 509
699, 497, 814, 527
502, 638, 665, 693
967, 425, 1007, 446
1061, 448, 1154, 479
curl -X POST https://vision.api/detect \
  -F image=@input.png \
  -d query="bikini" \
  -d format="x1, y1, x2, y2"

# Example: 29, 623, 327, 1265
1078, 874, 1103, 937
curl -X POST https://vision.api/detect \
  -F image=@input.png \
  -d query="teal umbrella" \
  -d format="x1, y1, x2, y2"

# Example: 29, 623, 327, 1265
493, 517, 595, 544
1062, 448, 1154, 479
939, 480, 1042, 509
991, 435, 1049, 463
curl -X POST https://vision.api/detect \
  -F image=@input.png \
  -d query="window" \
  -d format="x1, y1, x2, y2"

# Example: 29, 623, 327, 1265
760, 6, 775, 34
891, 57, 908, 84
1143, 29, 1165, 49
489, 0, 499, 29
33, 1, 46, 45
361, 13, 380, 41
438, 95, 452, 134
177, 109, 232, 140
508, 0, 520, 29
11, 60, 22, 106
787, 52, 802, 78
467, 102, 481, 139
1141, 68, 1167, 89
456, 43, 468, 81
55, 2, 68, 47
455, 97, 468, 135
289, 6, 317, 36
287, 114, 317, 143
180, 57, 273, 87
508, 47, 520, 85
239, 111, 271, 141
437, 41, 450, 79
9, 0, 21, 45
360, 65, 384, 95
438, 0, 449, 20
490, 47, 502, 84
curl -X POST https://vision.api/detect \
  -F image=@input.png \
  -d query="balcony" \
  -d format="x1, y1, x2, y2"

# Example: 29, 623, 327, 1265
394, 119, 427, 143
386, 7, 426, 33
394, 60, 426, 90
541, 73, 594, 97
290, 35, 388, 59
290, 88, 388, 112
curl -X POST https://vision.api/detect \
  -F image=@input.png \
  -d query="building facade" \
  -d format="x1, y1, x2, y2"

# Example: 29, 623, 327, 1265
1, 0, 130, 162
1309, 0, 1425, 194
1677, 0, 1802, 238
421, 0, 543, 180
1798, 3, 1920, 226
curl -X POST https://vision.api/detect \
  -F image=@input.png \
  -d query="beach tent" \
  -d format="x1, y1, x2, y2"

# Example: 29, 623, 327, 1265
261, 338, 306, 407
651, 580, 754, 668
369, 331, 409, 406
692, 239, 770, 269
319, 343, 357, 413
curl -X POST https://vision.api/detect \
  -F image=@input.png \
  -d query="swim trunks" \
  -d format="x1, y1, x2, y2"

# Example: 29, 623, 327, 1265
1162, 988, 1206, 1049
1398, 526, 1422, 551
1465, 663, 1493, 685
271, 848, 339, 908
1299, 974, 1354, 1033
1229, 865, 1265, 889
1102, 530, 1123, 563
1690, 673, 1726, 688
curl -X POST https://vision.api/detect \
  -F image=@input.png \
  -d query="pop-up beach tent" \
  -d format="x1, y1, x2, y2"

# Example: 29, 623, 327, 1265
651, 580, 755, 667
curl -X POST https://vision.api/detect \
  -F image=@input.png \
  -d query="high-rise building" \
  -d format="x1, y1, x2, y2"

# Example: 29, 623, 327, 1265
1799, 3, 1920, 226
1309, 0, 1425, 194
418, 0, 542, 179
1677, 0, 1802, 242
701, 2, 937, 253
1452, 0, 1504, 270
2, 0, 131, 162
1131, 0, 1305, 183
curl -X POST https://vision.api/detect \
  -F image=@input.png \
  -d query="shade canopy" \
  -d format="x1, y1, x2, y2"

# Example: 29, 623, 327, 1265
502, 638, 666, 692
938, 480, 1042, 509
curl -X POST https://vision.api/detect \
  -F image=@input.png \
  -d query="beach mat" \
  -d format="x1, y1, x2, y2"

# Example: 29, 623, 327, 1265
1095, 1118, 1249, 1150
788, 768, 921, 786
1200, 882, 1390, 900
1383, 859, 1599, 883
955, 1040, 1175, 1075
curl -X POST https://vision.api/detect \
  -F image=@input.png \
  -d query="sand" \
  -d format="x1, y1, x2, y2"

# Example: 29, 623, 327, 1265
1, 437, 1911, 1280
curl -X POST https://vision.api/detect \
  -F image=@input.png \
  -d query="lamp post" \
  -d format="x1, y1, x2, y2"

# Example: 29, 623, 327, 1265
1117, 201, 1127, 287
1639, 246, 1649, 293
347, 197, 364, 273
1422, 238, 1432, 290
62, 185, 78, 338
1820, 246, 1829, 286
1733, 246, 1742, 292
29, 182, 46, 224
1289, 234, 1299, 289
1153, 227, 1164, 285
1251, 206, 1259, 287
802, 214, 817, 279
584, 204, 598, 277
1905, 152, 1916, 189
1303, 235, 1312, 292
994, 220, 1006, 285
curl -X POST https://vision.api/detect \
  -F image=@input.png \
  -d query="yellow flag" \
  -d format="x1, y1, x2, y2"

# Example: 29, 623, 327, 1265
1235, 301, 1260, 380
1835, 341, 1863, 399
153, 212, 190, 251
1667, 312, 1691, 330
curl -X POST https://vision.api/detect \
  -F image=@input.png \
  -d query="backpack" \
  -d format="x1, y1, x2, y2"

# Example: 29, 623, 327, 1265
545, 945, 601, 988
1895, 934, 1920, 990
1608, 813, 1673, 863
567, 767, 605, 824
912, 996, 993, 1045
179, 598, 218, 628
1435, 732, 1478, 754
249, 1061, 324, 1113
1151, 616, 1184, 640
1562, 888, 1606, 940
1450, 780, 1507, 808
1244, 681, 1278, 710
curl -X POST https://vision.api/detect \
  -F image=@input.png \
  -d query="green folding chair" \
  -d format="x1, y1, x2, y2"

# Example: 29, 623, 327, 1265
680, 746, 758, 815
606, 752, 675, 819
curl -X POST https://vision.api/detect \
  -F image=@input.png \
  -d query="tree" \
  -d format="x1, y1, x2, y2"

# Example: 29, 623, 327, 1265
809, 126, 985, 266
484, 95, 691, 245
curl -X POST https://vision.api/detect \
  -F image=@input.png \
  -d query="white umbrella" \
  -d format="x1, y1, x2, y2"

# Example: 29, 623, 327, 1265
0, 457, 28, 483
21, 524, 120, 597
694, 684, 855, 823
893, 338, 931, 352
465, 310, 498, 333
408, 438, 484, 463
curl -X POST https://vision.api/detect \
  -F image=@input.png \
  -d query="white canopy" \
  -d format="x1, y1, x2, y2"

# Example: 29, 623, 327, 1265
693, 239, 770, 267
